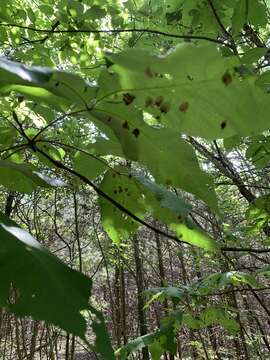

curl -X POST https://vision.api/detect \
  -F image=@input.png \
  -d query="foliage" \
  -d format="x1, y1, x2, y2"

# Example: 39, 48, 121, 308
0, 0, 269, 358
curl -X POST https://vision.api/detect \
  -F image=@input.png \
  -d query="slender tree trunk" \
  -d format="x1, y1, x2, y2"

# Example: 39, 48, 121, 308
155, 227, 174, 360
29, 321, 39, 360
65, 333, 70, 360
114, 266, 122, 348
132, 234, 149, 360
120, 266, 127, 345
15, 316, 23, 360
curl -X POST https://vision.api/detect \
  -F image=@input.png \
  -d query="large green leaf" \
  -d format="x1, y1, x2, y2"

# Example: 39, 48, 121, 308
0, 213, 91, 338
0, 160, 65, 193
134, 174, 219, 251
0, 58, 97, 108
100, 45, 270, 140
92, 104, 218, 210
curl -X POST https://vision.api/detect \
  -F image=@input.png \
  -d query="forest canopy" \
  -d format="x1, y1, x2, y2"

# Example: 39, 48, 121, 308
0, 0, 270, 359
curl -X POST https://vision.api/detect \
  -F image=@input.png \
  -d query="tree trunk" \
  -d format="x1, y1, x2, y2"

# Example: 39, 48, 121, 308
132, 234, 149, 360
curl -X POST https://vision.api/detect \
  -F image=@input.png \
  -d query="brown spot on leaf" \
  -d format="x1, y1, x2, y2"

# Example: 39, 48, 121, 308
155, 96, 164, 107
160, 102, 170, 113
179, 101, 189, 113
165, 179, 172, 186
220, 121, 227, 129
132, 128, 140, 138
118, 186, 123, 193
145, 66, 153, 78
113, 189, 117, 194
222, 72, 232, 86
124, 188, 128, 192
107, 117, 112, 122
123, 93, 135, 105
145, 97, 153, 107
122, 121, 130, 130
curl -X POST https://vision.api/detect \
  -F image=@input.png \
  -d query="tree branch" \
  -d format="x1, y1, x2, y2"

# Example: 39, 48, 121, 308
32, 145, 270, 254
0, 23, 233, 48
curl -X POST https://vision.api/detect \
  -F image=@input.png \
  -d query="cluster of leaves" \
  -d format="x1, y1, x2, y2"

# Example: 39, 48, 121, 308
0, 0, 269, 358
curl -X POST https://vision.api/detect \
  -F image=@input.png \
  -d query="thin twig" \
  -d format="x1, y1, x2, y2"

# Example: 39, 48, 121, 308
0, 23, 233, 48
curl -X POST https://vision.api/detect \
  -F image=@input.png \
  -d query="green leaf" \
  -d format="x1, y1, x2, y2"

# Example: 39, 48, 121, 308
193, 271, 260, 295
248, 0, 268, 27
184, 307, 240, 334
116, 311, 182, 359
74, 149, 107, 180
92, 104, 218, 211
0, 160, 65, 193
241, 48, 268, 65
89, 305, 115, 360
223, 134, 241, 151
99, 166, 146, 244
171, 222, 219, 251
116, 331, 160, 359
232, 0, 247, 34
103, 44, 270, 140
0, 58, 97, 108
84, 5, 106, 20
0, 126, 18, 147
0, 213, 91, 338
145, 286, 186, 306
133, 173, 192, 218
134, 174, 219, 251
